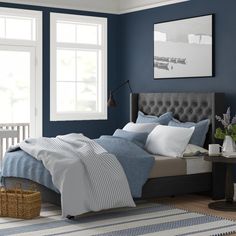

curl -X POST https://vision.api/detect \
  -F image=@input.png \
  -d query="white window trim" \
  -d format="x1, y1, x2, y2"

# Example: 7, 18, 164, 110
50, 13, 107, 121
0, 7, 43, 137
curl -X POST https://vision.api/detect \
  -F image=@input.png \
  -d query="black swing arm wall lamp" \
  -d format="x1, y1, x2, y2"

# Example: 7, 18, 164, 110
107, 80, 133, 107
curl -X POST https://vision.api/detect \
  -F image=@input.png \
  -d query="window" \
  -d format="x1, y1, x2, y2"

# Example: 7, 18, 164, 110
50, 13, 107, 121
0, 8, 42, 137
0, 14, 36, 41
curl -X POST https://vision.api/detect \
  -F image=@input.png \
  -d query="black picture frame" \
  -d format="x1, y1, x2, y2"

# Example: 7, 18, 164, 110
153, 14, 214, 79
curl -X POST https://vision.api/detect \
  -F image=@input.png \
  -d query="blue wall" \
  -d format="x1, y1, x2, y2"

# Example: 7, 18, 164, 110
1, 0, 236, 137
119, 0, 236, 125
0, 2, 122, 138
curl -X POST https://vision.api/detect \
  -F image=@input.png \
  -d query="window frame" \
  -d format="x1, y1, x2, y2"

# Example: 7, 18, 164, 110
0, 7, 42, 137
50, 13, 108, 121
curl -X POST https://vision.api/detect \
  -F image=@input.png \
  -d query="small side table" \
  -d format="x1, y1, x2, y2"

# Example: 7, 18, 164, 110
204, 155, 236, 211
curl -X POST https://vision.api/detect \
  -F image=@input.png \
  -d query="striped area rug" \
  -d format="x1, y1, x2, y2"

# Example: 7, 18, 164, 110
0, 203, 236, 236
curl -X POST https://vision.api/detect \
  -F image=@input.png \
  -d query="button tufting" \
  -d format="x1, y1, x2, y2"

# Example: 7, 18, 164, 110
146, 107, 151, 113
154, 108, 159, 113
165, 101, 171, 106
174, 101, 179, 106
192, 101, 198, 107
137, 95, 213, 129
182, 115, 188, 121
149, 101, 155, 106
187, 108, 193, 114
197, 108, 202, 114
161, 108, 167, 113
192, 116, 198, 122
206, 108, 212, 115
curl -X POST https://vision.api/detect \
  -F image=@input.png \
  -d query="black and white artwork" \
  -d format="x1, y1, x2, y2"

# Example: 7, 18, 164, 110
154, 15, 213, 79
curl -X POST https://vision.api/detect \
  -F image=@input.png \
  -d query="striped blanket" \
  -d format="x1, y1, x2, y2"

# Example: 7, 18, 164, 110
8, 133, 135, 217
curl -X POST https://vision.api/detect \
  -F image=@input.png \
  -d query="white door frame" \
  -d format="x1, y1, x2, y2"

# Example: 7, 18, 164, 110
0, 7, 43, 137
0, 45, 40, 137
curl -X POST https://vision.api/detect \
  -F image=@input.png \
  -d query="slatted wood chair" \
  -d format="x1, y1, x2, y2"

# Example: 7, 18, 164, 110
0, 123, 29, 172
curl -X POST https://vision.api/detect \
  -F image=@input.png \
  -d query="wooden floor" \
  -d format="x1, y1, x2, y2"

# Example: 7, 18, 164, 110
154, 194, 236, 236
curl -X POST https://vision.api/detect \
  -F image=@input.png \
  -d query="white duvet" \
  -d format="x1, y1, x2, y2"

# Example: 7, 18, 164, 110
10, 133, 135, 217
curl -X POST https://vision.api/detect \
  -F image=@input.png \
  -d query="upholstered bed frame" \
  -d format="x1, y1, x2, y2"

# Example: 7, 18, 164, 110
3, 92, 226, 204
130, 93, 225, 147
131, 92, 226, 199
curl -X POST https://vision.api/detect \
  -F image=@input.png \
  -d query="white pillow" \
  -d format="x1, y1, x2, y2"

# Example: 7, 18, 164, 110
183, 144, 208, 157
123, 122, 159, 133
145, 125, 195, 158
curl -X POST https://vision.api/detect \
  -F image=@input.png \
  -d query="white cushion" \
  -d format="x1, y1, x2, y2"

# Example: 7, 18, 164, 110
145, 125, 195, 158
123, 122, 159, 133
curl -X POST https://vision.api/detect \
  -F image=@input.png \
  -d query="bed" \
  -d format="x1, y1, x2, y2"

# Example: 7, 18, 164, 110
131, 92, 225, 198
2, 92, 226, 205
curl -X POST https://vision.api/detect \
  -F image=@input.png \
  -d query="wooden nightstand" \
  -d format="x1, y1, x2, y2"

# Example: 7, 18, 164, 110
205, 155, 236, 211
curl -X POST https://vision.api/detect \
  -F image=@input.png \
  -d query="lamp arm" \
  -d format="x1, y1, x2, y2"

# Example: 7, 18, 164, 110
111, 80, 133, 94
127, 81, 133, 93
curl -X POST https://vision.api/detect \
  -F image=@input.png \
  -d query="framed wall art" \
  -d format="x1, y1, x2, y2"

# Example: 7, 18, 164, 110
154, 14, 213, 79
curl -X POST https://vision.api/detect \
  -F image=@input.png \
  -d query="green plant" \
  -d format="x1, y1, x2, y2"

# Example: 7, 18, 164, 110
215, 107, 236, 141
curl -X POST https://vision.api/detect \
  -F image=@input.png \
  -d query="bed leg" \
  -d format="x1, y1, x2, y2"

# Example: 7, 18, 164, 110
67, 215, 75, 220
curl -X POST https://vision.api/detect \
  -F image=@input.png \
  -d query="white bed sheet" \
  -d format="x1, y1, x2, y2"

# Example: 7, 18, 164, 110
150, 155, 211, 178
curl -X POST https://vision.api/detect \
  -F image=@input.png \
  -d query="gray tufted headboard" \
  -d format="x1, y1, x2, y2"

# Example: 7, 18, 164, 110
130, 93, 225, 147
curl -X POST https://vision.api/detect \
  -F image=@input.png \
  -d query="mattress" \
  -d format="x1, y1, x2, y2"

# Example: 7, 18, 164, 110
149, 155, 212, 178
2, 150, 212, 192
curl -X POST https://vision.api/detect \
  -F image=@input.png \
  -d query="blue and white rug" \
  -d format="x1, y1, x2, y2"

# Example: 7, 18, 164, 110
0, 203, 236, 236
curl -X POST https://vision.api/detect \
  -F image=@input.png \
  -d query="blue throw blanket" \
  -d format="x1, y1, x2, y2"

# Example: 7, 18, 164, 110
2, 150, 59, 193
96, 136, 154, 197
2, 135, 154, 198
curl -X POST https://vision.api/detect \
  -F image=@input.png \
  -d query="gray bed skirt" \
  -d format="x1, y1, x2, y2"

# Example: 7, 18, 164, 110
2, 177, 61, 206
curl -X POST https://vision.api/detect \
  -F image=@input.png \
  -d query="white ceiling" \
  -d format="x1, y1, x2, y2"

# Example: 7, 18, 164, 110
0, 0, 188, 14
118, 0, 188, 14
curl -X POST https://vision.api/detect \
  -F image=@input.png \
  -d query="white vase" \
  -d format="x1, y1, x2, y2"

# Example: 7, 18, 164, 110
222, 135, 236, 153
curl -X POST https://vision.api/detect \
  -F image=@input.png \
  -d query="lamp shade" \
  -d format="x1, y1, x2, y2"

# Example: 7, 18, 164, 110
107, 92, 117, 107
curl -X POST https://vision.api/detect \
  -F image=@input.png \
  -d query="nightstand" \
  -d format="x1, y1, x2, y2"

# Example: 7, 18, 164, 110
204, 155, 236, 211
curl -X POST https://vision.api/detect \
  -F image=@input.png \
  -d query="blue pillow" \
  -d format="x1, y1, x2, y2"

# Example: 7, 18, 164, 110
136, 111, 173, 125
113, 129, 148, 148
168, 118, 210, 147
